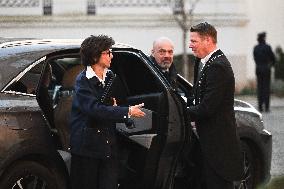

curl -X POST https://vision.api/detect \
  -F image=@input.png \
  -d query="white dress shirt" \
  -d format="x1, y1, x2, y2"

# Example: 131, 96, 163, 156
86, 66, 109, 87
199, 48, 219, 72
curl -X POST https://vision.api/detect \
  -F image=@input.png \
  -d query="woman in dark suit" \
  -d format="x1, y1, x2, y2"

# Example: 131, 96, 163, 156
187, 22, 243, 189
69, 35, 145, 189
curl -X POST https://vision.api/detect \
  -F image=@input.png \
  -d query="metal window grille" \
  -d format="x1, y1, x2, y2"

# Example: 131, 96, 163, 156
99, 0, 168, 7
0, 0, 39, 7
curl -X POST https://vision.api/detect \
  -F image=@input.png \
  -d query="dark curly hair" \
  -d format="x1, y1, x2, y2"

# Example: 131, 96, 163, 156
80, 35, 115, 66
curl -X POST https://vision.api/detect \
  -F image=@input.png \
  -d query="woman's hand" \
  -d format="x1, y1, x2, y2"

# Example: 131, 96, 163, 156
112, 98, 117, 106
129, 103, 145, 117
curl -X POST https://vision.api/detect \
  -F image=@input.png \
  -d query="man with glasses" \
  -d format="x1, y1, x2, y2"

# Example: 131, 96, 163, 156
69, 35, 145, 189
150, 37, 178, 89
187, 22, 243, 189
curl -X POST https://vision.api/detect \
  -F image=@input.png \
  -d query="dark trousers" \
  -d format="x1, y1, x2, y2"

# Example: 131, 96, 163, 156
202, 159, 234, 189
70, 154, 118, 189
193, 140, 233, 189
256, 71, 271, 112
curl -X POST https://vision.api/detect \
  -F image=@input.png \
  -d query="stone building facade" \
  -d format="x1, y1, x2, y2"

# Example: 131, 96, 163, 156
1, 0, 284, 92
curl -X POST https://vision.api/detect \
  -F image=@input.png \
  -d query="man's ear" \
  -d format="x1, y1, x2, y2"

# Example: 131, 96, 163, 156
204, 36, 209, 43
151, 49, 154, 56
206, 36, 214, 44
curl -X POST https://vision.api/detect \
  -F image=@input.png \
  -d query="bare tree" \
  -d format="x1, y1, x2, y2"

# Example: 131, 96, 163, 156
171, 0, 200, 80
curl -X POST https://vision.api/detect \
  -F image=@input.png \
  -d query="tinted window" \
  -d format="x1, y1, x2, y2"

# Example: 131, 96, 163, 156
6, 62, 44, 94
111, 52, 164, 96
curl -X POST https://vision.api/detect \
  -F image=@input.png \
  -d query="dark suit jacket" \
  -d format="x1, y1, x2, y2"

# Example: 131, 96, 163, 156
187, 50, 243, 181
70, 69, 129, 159
253, 42, 275, 75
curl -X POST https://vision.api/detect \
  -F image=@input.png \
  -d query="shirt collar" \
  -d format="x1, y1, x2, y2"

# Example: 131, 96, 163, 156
200, 48, 219, 65
86, 66, 109, 86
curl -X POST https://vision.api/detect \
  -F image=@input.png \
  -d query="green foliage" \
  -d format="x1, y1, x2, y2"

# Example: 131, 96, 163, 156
258, 175, 284, 189
239, 86, 257, 95
275, 46, 284, 81
239, 80, 284, 97
271, 80, 284, 97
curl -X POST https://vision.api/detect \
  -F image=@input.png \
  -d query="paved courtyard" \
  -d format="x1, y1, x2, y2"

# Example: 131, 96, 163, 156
236, 95, 284, 178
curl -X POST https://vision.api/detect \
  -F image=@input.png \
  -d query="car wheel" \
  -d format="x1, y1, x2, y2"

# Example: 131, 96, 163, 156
0, 160, 66, 189
234, 141, 262, 189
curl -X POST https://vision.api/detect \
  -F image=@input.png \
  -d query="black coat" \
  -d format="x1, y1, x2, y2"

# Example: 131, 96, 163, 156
253, 42, 275, 74
187, 50, 243, 181
70, 69, 129, 159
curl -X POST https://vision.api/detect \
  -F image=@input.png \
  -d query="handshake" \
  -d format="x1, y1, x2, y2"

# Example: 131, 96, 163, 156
112, 98, 146, 129
112, 98, 145, 118
126, 103, 145, 129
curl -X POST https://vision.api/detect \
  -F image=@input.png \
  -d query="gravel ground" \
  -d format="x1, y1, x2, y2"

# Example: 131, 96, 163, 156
236, 95, 284, 178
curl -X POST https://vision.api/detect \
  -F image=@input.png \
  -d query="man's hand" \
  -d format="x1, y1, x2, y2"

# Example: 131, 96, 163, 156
129, 103, 145, 117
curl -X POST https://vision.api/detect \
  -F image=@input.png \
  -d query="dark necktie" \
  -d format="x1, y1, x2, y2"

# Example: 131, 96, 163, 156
164, 71, 170, 81
198, 62, 204, 74
196, 62, 203, 82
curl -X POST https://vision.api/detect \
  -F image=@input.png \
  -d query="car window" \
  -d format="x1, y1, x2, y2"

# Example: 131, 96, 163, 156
50, 57, 81, 87
45, 55, 82, 107
6, 62, 44, 95
111, 52, 164, 96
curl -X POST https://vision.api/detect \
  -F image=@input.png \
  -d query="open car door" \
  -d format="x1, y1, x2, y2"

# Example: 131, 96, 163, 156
110, 50, 188, 189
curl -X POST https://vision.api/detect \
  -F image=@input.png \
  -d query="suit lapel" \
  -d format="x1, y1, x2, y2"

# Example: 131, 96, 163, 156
199, 50, 224, 76
194, 50, 224, 105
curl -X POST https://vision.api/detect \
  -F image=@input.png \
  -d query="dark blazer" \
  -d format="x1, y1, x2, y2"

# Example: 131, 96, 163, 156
70, 69, 129, 159
187, 50, 243, 181
253, 42, 275, 74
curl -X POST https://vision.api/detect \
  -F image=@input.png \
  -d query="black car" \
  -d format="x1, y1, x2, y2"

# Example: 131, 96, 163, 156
0, 38, 272, 189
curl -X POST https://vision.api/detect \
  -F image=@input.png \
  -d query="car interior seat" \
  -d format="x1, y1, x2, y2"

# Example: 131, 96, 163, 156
54, 64, 84, 151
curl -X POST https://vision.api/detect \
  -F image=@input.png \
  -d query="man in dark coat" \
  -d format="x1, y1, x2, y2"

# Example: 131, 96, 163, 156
69, 35, 145, 189
253, 32, 275, 112
187, 22, 243, 189
150, 37, 178, 90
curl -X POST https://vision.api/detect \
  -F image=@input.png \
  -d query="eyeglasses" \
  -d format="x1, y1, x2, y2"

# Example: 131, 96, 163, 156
101, 50, 112, 57
157, 49, 174, 56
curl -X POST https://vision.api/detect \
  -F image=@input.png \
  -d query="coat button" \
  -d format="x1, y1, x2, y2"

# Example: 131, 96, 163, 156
97, 129, 100, 133
106, 140, 109, 144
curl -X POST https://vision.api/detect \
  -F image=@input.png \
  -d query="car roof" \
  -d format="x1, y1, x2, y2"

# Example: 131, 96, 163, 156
0, 38, 136, 90
0, 38, 135, 55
